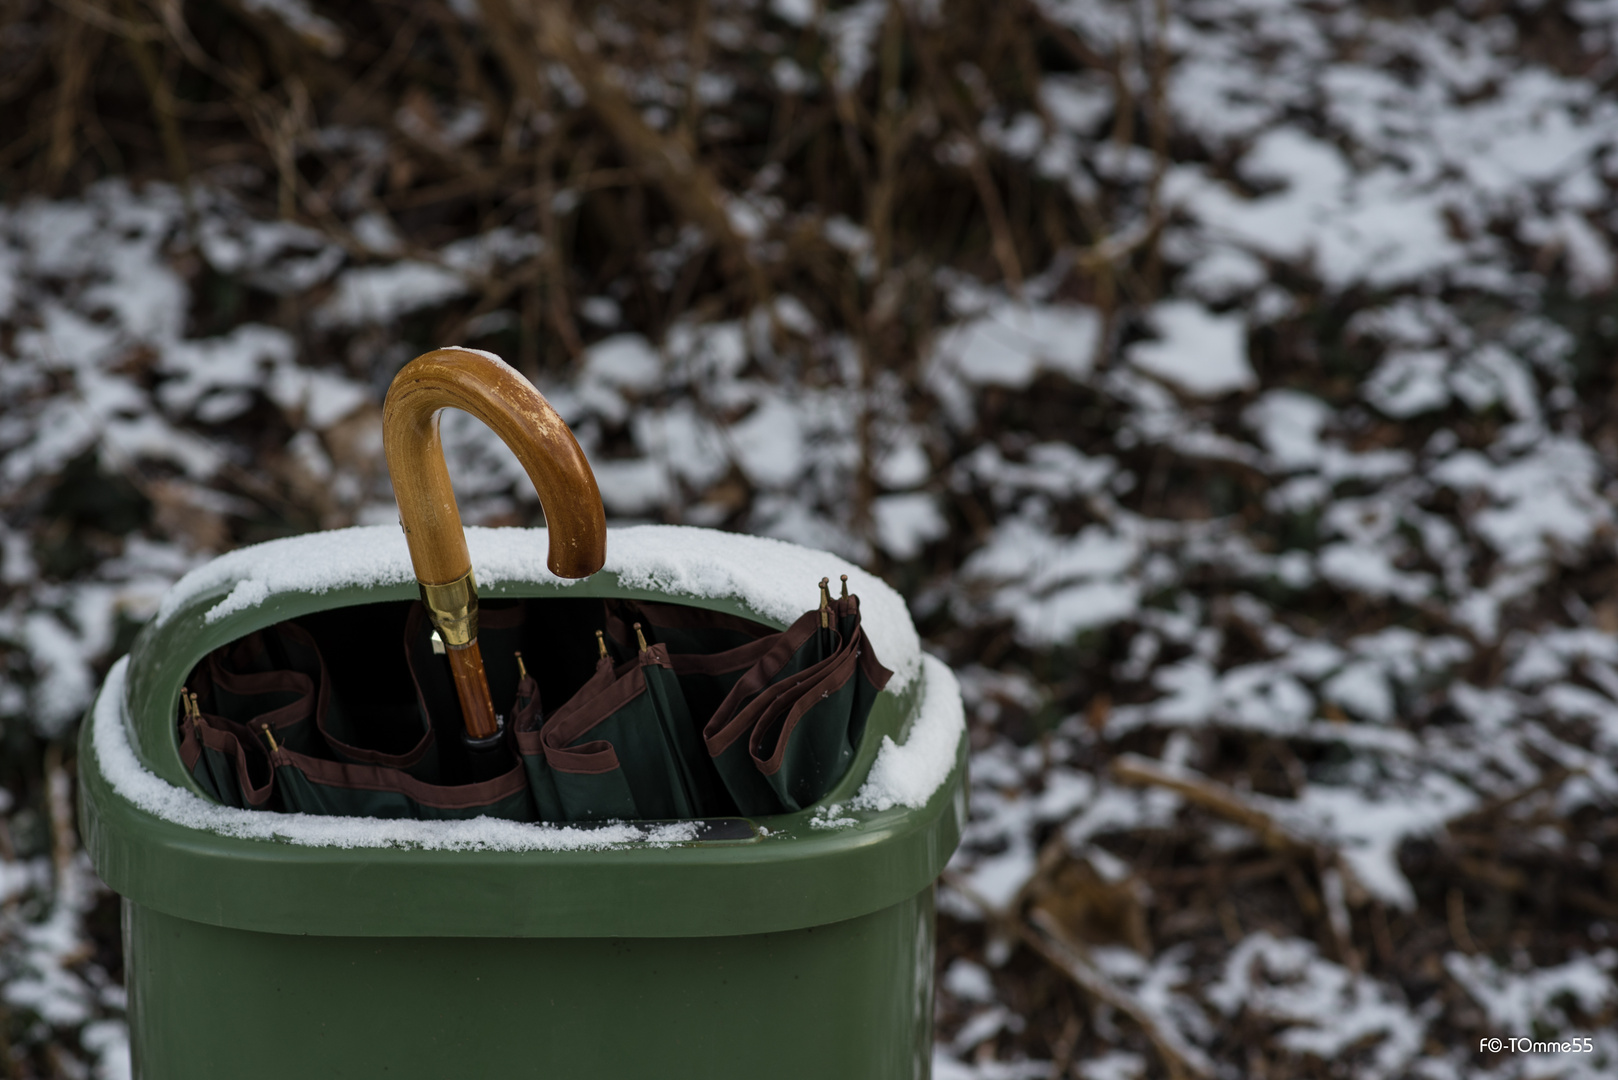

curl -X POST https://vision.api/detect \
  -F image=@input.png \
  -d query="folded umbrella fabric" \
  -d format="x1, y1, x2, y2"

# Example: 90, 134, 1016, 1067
686, 585, 892, 816
178, 612, 537, 820
535, 638, 725, 822
749, 590, 891, 812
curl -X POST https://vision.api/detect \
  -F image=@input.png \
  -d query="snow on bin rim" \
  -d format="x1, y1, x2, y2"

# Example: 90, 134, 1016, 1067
154, 523, 922, 687
91, 653, 964, 849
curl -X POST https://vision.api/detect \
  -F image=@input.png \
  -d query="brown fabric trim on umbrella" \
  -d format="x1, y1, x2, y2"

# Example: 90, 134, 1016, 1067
205, 652, 314, 733
266, 745, 529, 809
539, 646, 672, 749
513, 655, 609, 750
667, 631, 780, 678
206, 623, 434, 769
540, 739, 622, 775
512, 655, 623, 773
178, 716, 203, 771
534, 646, 692, 775
700, 609, 825, 757
193, 713, 276, 808
748, 648, 860, 776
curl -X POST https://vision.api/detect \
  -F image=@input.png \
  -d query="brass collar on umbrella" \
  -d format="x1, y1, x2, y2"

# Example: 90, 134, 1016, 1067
420, 569, 478, 648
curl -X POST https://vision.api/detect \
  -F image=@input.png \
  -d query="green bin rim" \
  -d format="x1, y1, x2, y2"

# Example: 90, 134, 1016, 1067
79, 527, 967, 939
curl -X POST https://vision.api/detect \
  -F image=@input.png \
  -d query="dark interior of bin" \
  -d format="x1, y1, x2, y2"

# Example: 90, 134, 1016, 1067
295, 597, 635, 755
188, 595, 780, 757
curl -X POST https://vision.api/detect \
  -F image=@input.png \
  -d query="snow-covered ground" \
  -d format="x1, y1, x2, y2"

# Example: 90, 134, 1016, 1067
3, 0, 1618, 1076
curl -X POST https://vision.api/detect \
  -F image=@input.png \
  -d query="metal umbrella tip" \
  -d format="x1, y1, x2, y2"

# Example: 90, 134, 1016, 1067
515, 651, 528, 679
596, 630, 609, 658
634, 623, 649, 653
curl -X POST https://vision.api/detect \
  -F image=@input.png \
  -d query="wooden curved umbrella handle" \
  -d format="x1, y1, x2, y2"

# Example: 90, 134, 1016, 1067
383, 347, 607, 738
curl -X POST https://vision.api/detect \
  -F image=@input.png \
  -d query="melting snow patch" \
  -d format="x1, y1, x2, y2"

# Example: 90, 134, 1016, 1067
1208, 933, 1426, 1080
872, 493, 948, 559
1127, 301, 1255, 397
1444, 951, 1616, 1037
1274, 775, 1479, 909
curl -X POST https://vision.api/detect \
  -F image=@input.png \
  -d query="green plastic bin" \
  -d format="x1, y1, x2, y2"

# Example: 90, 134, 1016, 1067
77, 525, 967, 1079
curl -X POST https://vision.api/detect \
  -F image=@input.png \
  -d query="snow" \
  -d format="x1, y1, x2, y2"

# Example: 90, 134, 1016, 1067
159, 524, 923, 687
593, 459, 673, 516
727, 394, 806, 487
1209, 933, 1426, 1079
314, 229, 539, 328
943, 959, 997, 1003
242, 0, 345, 57
1127, 302, 1254, 397
1279, 774, 1479, 910
583, 334, 664, 390
21, 612, 97, 736
1444, 951, 1616, 1037
871, 493, 948, 559
1244, 390, 1331, 470
853, 655, 966, 812
932, 303, 1101, 388
931, 1052, 1053, 1080
315, 261, 469, 328
959, 517, 1142, 645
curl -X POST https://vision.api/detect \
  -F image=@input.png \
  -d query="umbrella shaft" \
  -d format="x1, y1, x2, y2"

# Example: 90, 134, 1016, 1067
447, 642, 500, 739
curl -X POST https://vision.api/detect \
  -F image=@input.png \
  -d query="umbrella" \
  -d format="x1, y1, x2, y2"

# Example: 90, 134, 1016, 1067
698, 578, 892, 816
748, 581, 892, 812
177, 347, 606, 820
180, 609, 537, 820
382, 347, 606, 744
597, 580, 892, 817
531, 627, 726, 821
174, 345, 892, 824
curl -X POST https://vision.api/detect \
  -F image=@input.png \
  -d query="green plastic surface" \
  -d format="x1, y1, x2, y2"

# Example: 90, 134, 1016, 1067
124, 890, 937, 1080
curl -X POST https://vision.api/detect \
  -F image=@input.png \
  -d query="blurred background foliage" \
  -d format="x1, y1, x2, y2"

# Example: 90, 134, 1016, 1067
4, 0, 1618, 1076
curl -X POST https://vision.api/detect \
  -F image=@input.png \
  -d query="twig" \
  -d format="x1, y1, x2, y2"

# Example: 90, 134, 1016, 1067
115, 0, 191, 197
500, 0, 761, 293
1111, 753, 1315, 856
45, 10, 99, 193
43, 745, 76, 896
1140, 0, 1172, 297
908, 24, 1024, 292
1025, 908, 1213, 1080
1447, 888, 1478, 954
944, 870, 1213, 1080
535, 109, 584, 362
